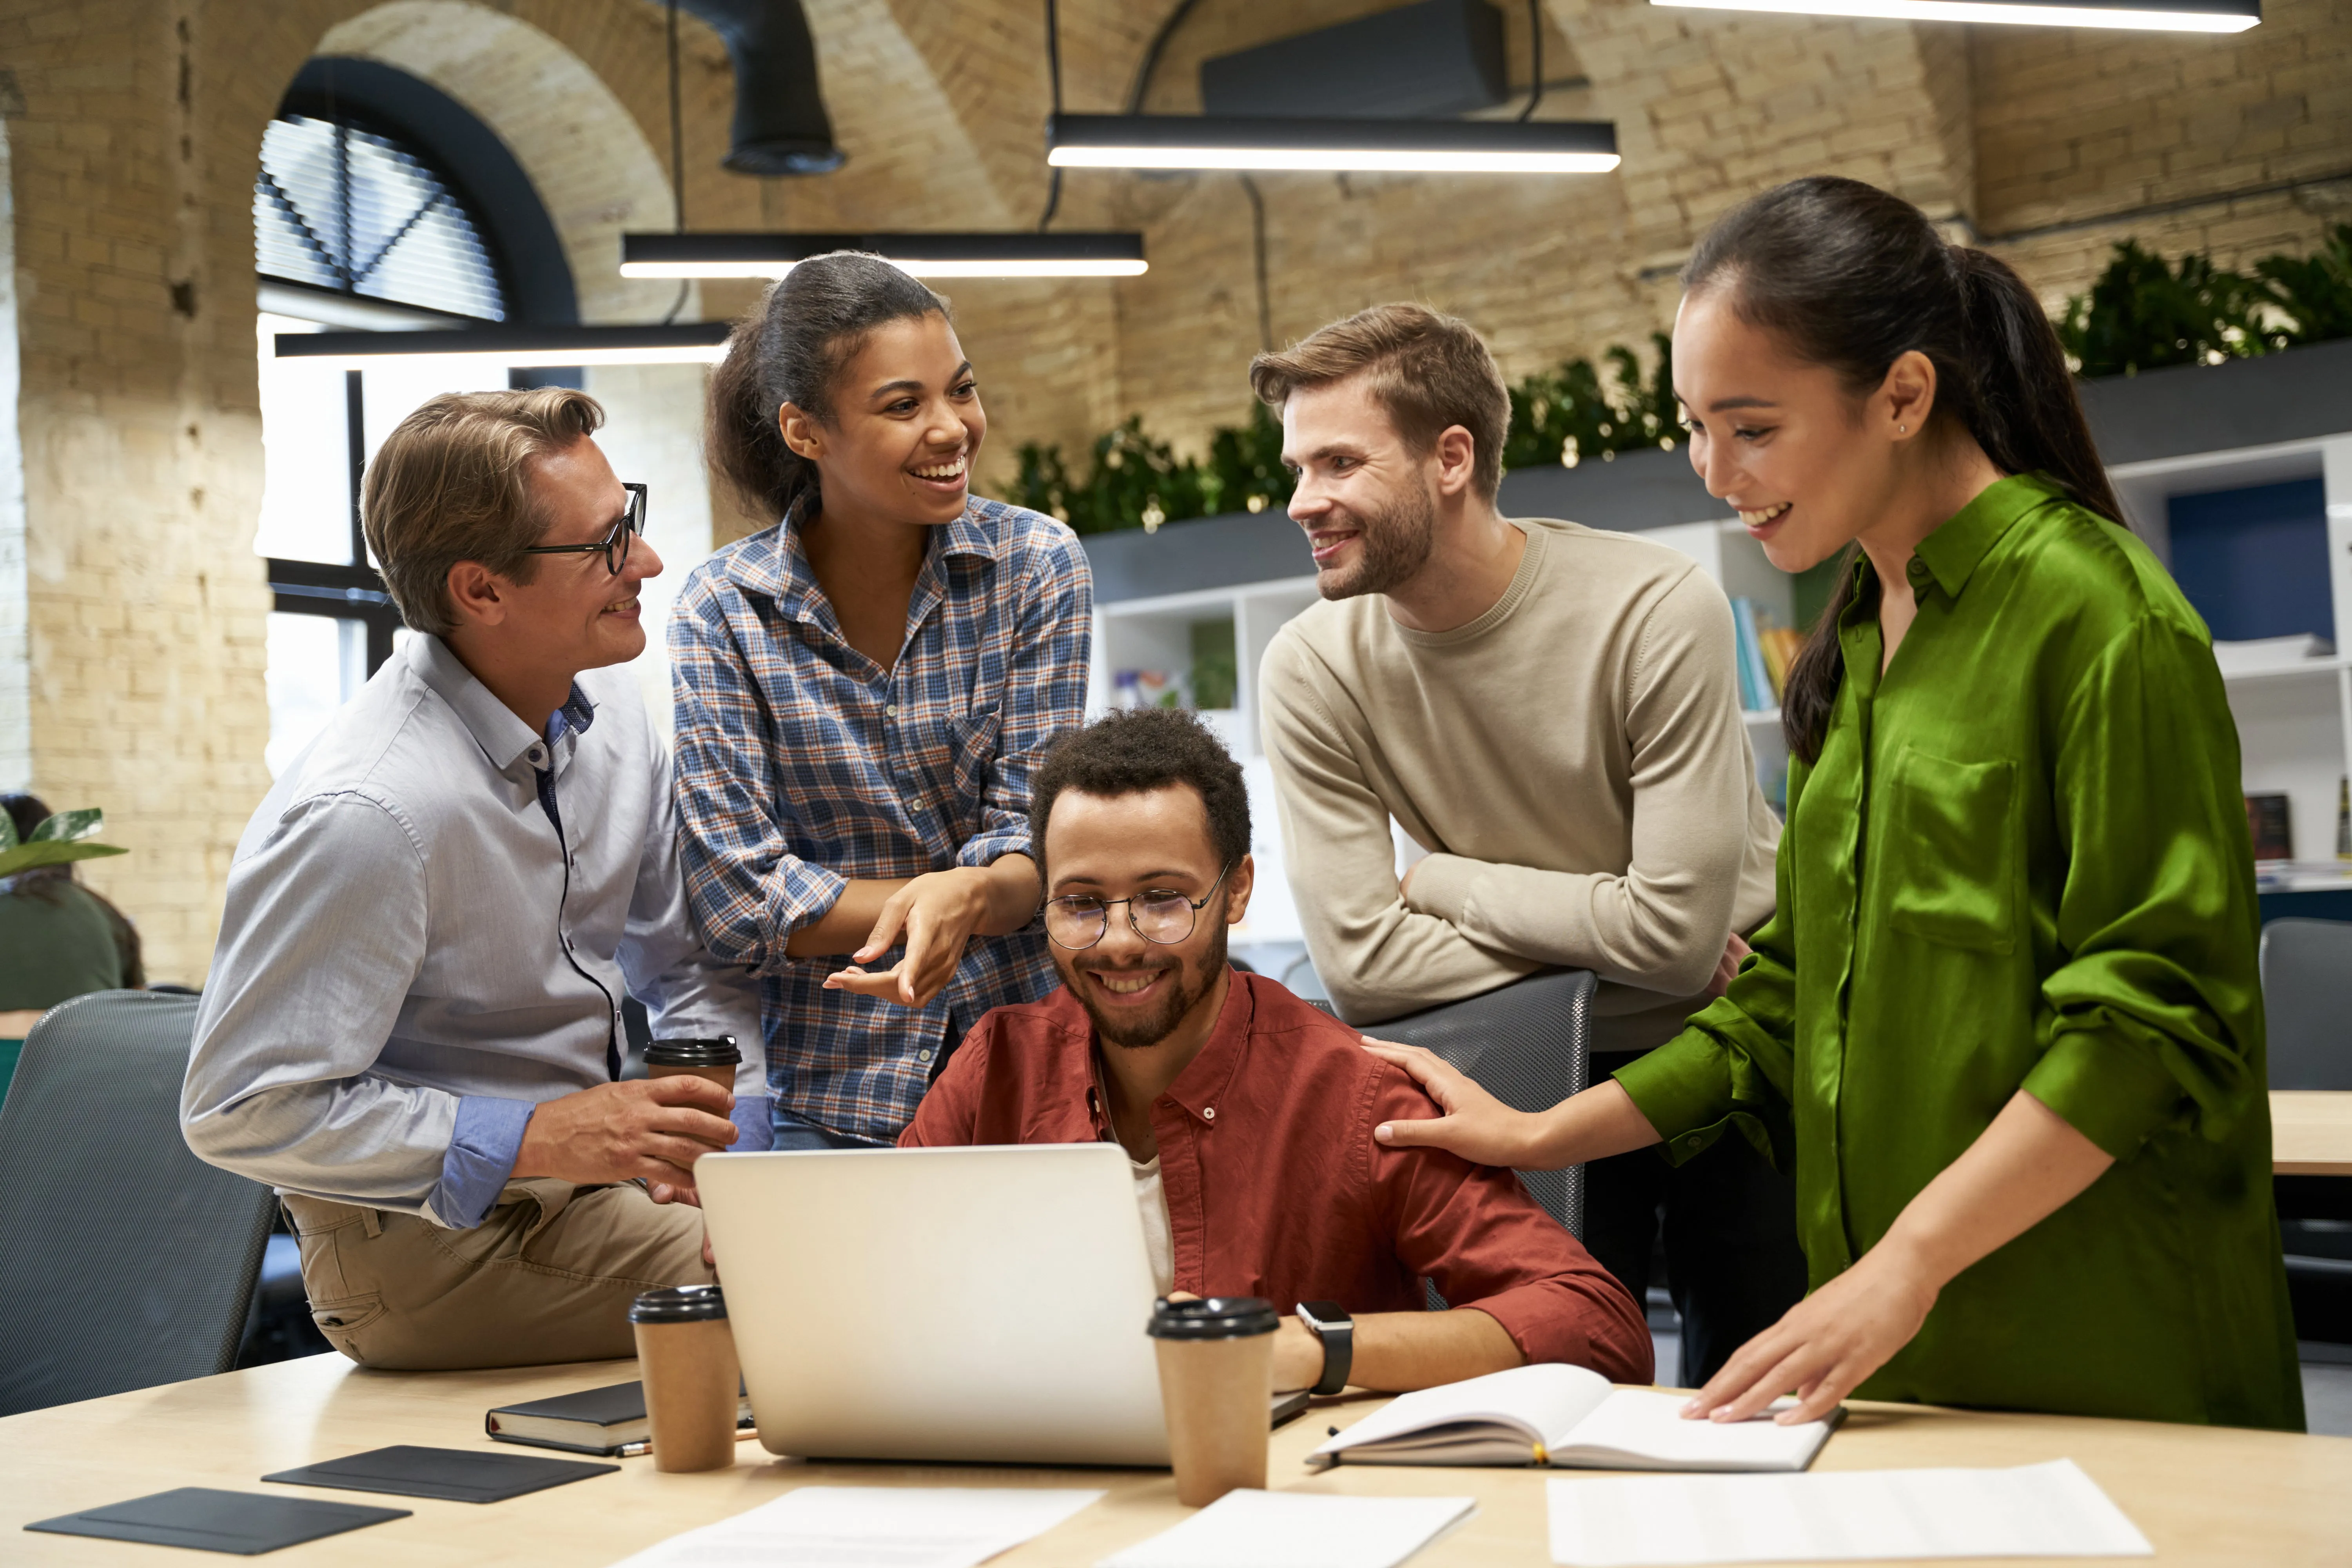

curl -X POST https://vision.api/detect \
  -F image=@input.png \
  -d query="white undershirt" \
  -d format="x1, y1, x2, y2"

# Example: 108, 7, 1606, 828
1131, 1154, 1175, 1297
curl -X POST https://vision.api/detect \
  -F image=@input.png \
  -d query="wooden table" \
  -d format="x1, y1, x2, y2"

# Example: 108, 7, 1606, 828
2273, 1090, 2352, 1176
5, 1355, 2348, 1566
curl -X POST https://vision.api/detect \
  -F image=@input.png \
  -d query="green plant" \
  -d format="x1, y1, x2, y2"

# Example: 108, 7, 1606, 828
2254, 222, 2352, 347
1502, 332, 1680, 470
1204, 403, 1296, 517
2058, 240, 2276, 377
0, 806, 125, 878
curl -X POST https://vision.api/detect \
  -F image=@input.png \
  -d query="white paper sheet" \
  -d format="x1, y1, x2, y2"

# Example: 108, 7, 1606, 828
608, 1485, 1104, 1568
1547, 1460, 2152, 1566
1100, 1490, 1477, 1568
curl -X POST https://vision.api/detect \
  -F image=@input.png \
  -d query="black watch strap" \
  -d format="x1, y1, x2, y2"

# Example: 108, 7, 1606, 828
1296, 1300, 1354, 1397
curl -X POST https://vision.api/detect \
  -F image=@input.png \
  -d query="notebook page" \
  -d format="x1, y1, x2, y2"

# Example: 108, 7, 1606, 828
1546, 1460, 2152, 1565
607, 1486, 1104, 1568
1556, 1390, 1830, 1469
1312, 1363, 1617, 1461
1100, 1490, 1476, 1568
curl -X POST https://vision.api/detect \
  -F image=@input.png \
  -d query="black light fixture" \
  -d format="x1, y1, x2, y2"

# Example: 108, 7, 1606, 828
619, 230, 1147, 279
274, 323, 732, 368
1650, 0, 2256, 25
1047, 113, 1618, 174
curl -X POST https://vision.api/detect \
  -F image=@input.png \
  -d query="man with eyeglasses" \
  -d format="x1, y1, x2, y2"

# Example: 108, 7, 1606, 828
184, 389, 764, 1372
900, 708, 1651, 1394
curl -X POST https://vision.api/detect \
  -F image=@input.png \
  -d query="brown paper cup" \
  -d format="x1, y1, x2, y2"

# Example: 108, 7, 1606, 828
1147, 1296, 1279, 1508
630, 1288, 740, 1473
646, 1062, 735, 1093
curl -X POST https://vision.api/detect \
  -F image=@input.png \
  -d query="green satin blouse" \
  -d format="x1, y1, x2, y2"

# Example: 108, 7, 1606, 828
1616, 473, 2304, 1431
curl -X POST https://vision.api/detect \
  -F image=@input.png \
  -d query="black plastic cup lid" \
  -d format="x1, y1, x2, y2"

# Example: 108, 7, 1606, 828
1146, 1296, 1278, 1339
644, 1036, 740, 1068
630, 1284, 728, 1323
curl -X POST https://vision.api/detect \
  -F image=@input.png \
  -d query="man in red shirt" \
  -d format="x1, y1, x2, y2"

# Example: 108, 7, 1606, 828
902, 708, 1651, 1394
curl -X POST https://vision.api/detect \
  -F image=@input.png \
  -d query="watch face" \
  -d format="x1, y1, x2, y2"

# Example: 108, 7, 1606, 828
1296, 1300, 1348, 1332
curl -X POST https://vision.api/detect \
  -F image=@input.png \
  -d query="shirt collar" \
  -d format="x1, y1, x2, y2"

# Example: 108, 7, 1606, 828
722, 497, 1007, 622
1908, 472, 2062, 601
411, 633, 596, 774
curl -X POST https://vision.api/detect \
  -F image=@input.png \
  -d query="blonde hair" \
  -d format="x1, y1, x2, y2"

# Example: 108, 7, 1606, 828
360, 387, 605, 635
1248, 303, 1510, 499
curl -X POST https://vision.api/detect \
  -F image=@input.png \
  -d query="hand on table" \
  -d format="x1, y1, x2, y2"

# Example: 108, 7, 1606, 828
1682, 1241, 1937, 1426
510, 1076, 738, 1196
1708, 932, 1753, 999
1361, 1037, 1544, 1168
822, 866, 995, 1009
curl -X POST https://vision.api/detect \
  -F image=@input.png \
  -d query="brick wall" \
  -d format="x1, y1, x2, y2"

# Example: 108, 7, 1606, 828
2, 0, 2345, 980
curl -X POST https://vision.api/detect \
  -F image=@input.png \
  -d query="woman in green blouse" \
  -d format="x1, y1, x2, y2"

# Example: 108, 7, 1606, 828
1368, 175, 2303, 1432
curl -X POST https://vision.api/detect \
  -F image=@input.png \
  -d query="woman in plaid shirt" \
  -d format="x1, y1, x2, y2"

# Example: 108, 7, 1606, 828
671, 254, 1093, 1149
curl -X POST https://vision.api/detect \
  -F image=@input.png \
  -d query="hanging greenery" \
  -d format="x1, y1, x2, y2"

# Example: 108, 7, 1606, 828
1502, 332, 1679, 472
2058, 224, 2352, 378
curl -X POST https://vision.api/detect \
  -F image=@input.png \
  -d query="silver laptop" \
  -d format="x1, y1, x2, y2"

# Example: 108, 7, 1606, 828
697, 1142, 1179, 1466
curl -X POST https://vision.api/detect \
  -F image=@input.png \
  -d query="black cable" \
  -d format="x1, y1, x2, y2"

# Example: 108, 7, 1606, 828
1519, 0, 1544, 122
1125, 0, 1205, 114
662, 0, 689, 323
1241, 174, 1271, 352
1038, 0, 1064, 230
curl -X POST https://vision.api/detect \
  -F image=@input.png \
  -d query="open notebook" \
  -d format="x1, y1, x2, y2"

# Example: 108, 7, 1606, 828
1308, 1365, 1840, 1473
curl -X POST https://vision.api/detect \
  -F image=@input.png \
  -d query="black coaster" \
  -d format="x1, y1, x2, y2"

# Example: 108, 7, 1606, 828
25, 1486, 410, 1555
262, 1444, 619, 1504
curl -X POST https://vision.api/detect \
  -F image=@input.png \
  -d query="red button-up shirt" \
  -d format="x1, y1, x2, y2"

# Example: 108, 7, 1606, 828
901, 970, 1653, 1382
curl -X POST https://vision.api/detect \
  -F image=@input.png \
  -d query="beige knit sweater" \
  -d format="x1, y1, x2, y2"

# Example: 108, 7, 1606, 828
1259, 518, 1781, 1053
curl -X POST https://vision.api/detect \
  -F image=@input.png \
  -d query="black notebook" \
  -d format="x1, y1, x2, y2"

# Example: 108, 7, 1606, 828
486, 1378, 754, 1455
263, 1445, 617, 1503
25, 1487, 408, 1555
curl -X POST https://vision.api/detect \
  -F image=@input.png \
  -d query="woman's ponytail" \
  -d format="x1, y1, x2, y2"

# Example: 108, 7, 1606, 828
1682, 177, 2122, 766
703, 252, 951, 528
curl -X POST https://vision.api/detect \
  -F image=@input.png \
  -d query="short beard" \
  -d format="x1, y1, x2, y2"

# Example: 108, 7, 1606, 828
1061, 916, 1230, 1051
1317, 478, 1438, 601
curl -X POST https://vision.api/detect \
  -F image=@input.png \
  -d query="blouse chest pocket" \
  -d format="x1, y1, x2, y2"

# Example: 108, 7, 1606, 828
947, 707, 1002, 805
1884, 743, 2017, 955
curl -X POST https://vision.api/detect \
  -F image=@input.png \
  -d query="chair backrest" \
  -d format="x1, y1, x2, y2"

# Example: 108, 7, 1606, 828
2261, 918, 2352, 1091
0, 990, 277, 1416
1349, 969, 1594, 1240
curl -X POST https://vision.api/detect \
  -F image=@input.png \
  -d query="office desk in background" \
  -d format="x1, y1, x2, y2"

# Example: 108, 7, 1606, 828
2272, 1091, 2352, 1176
4, 1354, 2349, 1566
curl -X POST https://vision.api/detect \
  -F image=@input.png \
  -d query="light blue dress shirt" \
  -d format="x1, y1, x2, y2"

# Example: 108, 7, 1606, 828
183, 634, 766, 1228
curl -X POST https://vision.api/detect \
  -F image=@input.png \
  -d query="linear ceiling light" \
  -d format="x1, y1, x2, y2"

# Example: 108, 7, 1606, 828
273, 323, 732, 368
1045, 113, 1619, 174
618, 231, 1148, 279
1651, 0, 2256, 27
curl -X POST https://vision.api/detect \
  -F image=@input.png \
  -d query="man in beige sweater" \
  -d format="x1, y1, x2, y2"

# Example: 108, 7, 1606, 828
1252, 304, 1803, 1384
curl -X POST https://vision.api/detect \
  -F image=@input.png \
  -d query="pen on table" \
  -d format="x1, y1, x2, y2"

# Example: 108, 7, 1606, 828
617, 1429, 761, 1458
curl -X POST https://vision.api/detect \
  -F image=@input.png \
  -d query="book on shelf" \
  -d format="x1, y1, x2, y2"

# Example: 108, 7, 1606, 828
1728, 599, 1806, 713
1306, 1363, 1840, 1474
2245, 793, 2293, 863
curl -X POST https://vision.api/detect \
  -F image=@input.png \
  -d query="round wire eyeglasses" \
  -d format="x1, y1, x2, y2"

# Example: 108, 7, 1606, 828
1043, 862, 1235, 951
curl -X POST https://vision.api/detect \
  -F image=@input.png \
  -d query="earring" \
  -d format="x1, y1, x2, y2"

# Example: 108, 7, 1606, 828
1897, 423, 1907, 434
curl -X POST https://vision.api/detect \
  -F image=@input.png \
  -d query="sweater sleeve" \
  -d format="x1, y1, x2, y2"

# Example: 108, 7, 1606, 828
1258, 628, 1539, 1025
1399, 567, 1757, 998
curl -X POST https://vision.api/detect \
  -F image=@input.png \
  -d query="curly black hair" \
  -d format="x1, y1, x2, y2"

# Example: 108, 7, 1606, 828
1029, 708, 1250, 872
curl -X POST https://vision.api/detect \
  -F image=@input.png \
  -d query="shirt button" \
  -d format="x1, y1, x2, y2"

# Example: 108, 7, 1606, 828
917, 1049, 933, 1063
1906, 559, 1931, 584
886, 703, 899, 717
1202, 1106, 1216, 1121
1685, 1135, 1702, 1149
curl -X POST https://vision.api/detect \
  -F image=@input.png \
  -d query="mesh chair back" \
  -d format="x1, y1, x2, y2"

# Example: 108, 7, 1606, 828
2261, 919, 2352, 1090
0, 990, 276, 1416
1361, 970, 1594, 1241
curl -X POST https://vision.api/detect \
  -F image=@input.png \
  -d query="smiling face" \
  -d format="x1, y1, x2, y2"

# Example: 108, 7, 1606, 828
782, 311, 983, 528
501, 435, 662, 671
1279, 374, 1441, 600
1041, 784, 1253, 1051
1673, 287, 1914, 574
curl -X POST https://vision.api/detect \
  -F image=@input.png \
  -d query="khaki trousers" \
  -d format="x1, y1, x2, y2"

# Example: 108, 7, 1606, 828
282, 1178, 713, 1371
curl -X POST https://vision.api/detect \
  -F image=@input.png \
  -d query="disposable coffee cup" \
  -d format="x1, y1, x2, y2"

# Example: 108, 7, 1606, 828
1147, 1296, 1278, 1506
644, 1036, 740, 1093
630, 1285, 740, 1472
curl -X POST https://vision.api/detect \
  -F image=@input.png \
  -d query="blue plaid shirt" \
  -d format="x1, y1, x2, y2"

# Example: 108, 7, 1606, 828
670, 496, 1093, 1142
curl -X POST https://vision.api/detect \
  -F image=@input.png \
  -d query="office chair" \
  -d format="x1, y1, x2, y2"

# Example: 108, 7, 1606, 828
1309, 968, 1596, 1307
0, 990, 277, 1416
2261, 918, 2352, 1091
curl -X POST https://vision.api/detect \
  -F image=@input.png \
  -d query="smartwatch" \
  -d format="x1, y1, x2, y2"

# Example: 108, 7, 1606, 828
1295, 1300, 1355, 1397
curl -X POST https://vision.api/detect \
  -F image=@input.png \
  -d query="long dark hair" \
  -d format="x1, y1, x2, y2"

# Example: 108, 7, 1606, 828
705, 252, 951, 524
1681, 177, 2124, 765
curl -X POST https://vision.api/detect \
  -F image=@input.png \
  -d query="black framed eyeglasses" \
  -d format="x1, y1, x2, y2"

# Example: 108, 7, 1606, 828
1044, 862, 1235, 951
520, 482, 645, 576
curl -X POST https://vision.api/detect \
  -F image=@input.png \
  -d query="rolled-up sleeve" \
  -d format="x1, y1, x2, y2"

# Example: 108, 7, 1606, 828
956, 527, 1092, 872
181, 792, 483, 1223
2024, 617, 2263, 1160
670, 582, 849, 976
1375, 1076, 1652, 1383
